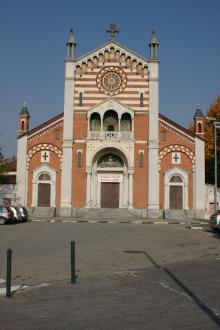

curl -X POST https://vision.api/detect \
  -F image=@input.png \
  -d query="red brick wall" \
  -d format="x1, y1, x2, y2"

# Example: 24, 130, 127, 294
26, 124, 63, 207
72, 143, 86, 207
73, 114, 87, 140
134, 114, 148, 140
133, 114, 148, 208
159, 153, 193, 208
133, 144, 148, 208
27, 151, 62, 207
159, 122, 195, 209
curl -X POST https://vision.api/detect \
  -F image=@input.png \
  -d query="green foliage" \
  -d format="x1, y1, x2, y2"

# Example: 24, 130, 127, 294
204, 94, 220, 185
0, 148, 9, 182
205, 94, 220, 159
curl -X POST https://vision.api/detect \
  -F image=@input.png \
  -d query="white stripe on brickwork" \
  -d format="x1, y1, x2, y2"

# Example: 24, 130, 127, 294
75, 88, 149, 92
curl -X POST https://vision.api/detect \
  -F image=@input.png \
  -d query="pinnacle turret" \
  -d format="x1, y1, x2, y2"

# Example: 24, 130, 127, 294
66, 29, 76, 60
149, 30, 159, 60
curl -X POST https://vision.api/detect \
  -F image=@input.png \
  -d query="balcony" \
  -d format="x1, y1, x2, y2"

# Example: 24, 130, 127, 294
87, 131, 133, 141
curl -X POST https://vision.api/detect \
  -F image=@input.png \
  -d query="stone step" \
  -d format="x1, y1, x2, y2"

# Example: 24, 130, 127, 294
80, 208, 140, 220
29, 207, 56, 217
163, 209, 194, 220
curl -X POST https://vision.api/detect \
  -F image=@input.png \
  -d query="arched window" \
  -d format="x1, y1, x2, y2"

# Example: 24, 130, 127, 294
90, 113, 101, 131
103, 110, 118, 131
38, 173, 51, 181
21, 120, 25, 131
77, 151, 82, 167
79, 92, 83, 106
198, 122, 202, 133
121, 113, 131, 131
140, 93, 144, 106
170, 175, 182, 183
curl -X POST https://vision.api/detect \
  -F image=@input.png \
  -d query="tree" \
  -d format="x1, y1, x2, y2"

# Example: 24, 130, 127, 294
204, 94, 220, 185
0, 148, 9, 182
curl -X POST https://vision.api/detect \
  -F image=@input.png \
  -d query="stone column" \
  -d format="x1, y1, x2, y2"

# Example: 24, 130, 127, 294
118, 115, 121, 132
60, 59, 75, 212
86, 169, 92, 207
131, 117, 134, 138
148, 60, 159, 214
194, 137, 205, 218
87, 115, 90, 138
16, 135, 28, 206
128, 170, 133, 208
101, 115, 103, 132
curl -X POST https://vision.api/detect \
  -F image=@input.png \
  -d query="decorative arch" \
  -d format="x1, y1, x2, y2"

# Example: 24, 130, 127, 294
86, 146, 133, 208
92, 147, 128, 169
87, 144, 132, 170
27, 144, 62, 169
159, 145, 195, 169
87, 98, 134, 120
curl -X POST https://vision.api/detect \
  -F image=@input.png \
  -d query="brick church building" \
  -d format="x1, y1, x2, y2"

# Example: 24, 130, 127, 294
16, 27, 206, 218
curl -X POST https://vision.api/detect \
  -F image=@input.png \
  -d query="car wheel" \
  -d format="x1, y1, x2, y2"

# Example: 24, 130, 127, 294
0, 217, 6, 225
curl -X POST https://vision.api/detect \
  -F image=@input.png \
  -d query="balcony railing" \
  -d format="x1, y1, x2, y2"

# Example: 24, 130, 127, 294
88, 131, 133, 141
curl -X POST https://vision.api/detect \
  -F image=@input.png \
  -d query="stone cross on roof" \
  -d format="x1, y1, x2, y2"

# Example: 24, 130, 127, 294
106, 24, 120, 39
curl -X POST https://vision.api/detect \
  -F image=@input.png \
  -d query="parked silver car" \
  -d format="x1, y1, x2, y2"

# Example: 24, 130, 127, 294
0, 206, 14, 224
17, 206, 28, 222
209, 211, 220, 230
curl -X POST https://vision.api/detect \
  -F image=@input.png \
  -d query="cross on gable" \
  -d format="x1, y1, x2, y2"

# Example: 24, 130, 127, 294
172, 152, 181, 164
41, 151, 50, 163
106, 24, 120, 39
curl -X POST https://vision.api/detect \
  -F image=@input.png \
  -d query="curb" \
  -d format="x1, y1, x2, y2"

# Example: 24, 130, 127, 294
29, 218, 207, 225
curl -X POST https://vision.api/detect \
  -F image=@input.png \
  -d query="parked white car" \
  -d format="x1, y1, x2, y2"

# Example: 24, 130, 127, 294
209, 211, 220, 230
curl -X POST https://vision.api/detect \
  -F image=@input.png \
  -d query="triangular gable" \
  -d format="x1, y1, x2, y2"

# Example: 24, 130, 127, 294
26, 113, 63, 140
87, 97, 134, 117
159, 113, 196, 142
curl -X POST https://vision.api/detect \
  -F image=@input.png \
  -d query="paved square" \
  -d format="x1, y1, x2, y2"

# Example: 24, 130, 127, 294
1, 222, 220, 329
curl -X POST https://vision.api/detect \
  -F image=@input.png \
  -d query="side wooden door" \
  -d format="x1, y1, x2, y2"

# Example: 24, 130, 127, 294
169, 185, 183, 209
37, 183, 51, 207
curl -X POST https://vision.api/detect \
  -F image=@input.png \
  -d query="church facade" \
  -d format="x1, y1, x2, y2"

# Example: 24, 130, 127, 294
16, 28, 206, 218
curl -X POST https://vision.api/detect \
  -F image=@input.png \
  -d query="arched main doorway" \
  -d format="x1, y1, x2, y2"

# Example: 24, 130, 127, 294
98, 154, 123, 208
87, 148, 132, 208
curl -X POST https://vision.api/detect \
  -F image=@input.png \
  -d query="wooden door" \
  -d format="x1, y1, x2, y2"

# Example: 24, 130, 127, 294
38, 183, 51, 207
101, 183, 119, 208
169, 185, 183, 209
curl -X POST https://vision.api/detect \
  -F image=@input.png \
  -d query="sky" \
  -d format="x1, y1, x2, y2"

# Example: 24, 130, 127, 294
0, 0, 220, 158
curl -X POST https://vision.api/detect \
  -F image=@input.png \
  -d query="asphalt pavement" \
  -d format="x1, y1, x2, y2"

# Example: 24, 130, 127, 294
1, 221, 220, 329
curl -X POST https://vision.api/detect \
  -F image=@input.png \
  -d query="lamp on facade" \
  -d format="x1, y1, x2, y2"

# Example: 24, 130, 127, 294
206, 116, 220, 213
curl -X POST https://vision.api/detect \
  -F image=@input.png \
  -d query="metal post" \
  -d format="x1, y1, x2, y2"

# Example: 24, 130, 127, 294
70, 240, 76, 284
214, 123, 220, 212
6, 249, 12, 298
214, 123, 217, 213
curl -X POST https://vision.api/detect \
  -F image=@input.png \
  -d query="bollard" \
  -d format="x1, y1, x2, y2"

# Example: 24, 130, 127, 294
70, 240, 76, 284
6, 249, 12, 298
